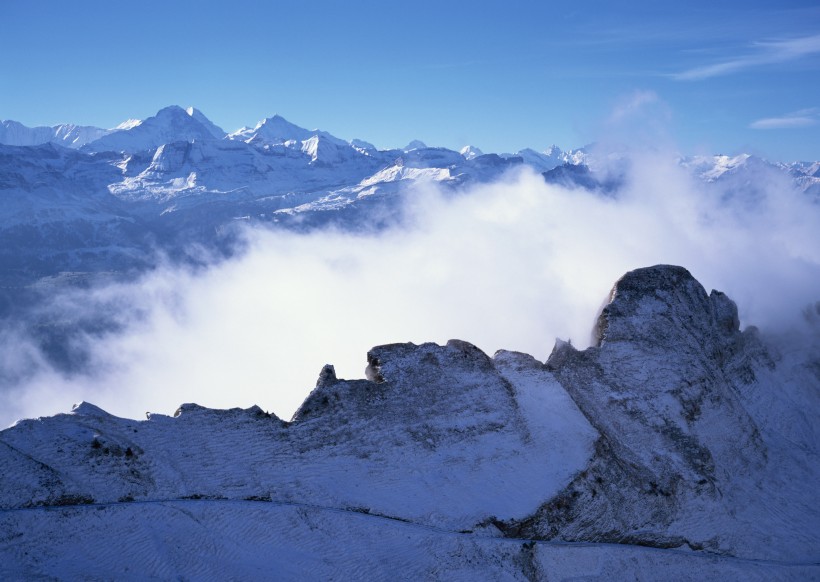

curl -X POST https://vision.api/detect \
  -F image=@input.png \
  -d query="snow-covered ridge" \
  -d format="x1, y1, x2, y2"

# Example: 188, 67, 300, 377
3, 105, 815, 185
1, 265, 817, 578
113, 118, 142, 131
0, 119, 110, 149
0, 106, 590, 176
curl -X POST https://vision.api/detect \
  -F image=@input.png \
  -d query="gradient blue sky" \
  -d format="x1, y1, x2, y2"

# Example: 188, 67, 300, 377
1, 1, 818, 161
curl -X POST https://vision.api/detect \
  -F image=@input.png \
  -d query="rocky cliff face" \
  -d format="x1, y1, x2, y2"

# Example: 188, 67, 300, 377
1, 265, 818, 579
506, 268, 772, 551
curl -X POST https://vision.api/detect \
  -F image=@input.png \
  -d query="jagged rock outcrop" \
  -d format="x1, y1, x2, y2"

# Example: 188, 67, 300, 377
500, 267, 770, 552
1, 265, 818, 578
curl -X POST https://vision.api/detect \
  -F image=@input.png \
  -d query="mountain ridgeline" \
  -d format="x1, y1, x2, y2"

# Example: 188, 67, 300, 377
1, 265, 818, 579
1, 105, 818, 308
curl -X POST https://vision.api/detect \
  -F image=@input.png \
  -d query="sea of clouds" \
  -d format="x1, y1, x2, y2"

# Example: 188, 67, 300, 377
1, 143, 819, 428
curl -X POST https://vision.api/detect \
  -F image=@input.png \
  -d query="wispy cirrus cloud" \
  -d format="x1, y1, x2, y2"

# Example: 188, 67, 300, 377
673, 34, 820, 81
607, 90, 660, 123
750, 108, 819, 129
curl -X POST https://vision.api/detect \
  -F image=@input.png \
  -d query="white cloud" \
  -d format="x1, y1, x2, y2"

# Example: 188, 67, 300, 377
599, 90, 673, 152
608, 90, 660, 123
2, 154, 819, 429
673, 34, 820, 81
750, 108, 819, 129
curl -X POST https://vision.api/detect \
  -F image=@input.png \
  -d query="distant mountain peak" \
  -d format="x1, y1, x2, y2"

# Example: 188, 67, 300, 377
154, 105, 188, 118
232, 115, 311, 145
184, 106, 225, 139
255, 114, 303, 132
350, 138, 377, 152
460, 145, 483, 160
231, 114, 347, 149
113, 118, 142, 131
83, 105, 222, 153
403, 139, 427, 152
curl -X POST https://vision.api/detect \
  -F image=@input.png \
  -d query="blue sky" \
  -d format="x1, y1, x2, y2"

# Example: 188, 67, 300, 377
1, 0, 818, 160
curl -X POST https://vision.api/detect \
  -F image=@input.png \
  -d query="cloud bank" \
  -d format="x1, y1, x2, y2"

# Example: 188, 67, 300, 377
1, 154, 819, 428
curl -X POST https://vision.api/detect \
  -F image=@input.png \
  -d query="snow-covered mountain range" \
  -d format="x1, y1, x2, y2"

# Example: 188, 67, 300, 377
0, 106, 532, 297
2, 104, 818, 380
1, 107, 819, 578
1, 265, 818, 579
1, 106, 817, 296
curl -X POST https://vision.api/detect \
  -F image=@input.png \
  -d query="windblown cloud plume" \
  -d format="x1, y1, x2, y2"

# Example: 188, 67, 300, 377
750, 108, 819, 129
674, 33, 820, 81
1, 154, 819, 428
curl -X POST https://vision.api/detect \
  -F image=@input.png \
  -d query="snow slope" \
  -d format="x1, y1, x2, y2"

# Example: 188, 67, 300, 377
1, 266, 818, 579
2, 501, 815, 581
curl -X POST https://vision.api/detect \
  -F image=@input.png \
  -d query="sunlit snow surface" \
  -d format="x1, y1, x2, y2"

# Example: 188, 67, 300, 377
1, 267, 818, 579
0, 343, 597, 531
